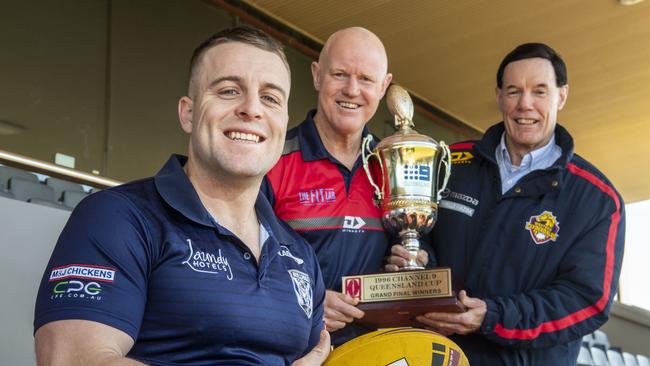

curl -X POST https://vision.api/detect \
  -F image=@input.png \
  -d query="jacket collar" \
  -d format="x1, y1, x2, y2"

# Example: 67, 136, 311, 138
475, 122, 574, 169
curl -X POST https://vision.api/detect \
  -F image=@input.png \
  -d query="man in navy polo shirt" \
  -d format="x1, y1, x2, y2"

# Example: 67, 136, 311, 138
34, 26, 329, 366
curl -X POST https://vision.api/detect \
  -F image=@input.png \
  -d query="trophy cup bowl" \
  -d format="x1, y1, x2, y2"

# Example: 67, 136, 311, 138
343, 84, 464, 329
363, 85, 450, 270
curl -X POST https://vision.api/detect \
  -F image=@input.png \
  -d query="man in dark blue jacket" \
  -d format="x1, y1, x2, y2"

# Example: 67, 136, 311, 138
405, 43, 625, 365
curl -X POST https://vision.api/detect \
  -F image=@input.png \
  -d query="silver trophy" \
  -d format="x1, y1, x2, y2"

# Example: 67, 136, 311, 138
362, 85, 451, 270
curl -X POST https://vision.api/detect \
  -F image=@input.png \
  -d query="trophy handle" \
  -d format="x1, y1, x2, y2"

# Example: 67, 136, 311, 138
436, 142, 452, 202
362, 134, 384, 202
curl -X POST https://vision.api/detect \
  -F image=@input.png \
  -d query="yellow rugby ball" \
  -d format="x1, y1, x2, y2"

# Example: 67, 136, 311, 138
324, 328, 469, 366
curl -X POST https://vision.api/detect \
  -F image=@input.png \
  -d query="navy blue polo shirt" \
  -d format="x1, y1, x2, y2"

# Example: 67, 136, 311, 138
34, 154, 325, 366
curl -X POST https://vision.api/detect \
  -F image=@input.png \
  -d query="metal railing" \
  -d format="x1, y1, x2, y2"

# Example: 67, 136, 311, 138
0, 149, 122, 188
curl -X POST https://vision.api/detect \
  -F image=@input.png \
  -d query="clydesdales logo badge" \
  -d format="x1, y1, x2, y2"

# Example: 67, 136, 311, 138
288, 269, 313, 319
525, 210, 560, 244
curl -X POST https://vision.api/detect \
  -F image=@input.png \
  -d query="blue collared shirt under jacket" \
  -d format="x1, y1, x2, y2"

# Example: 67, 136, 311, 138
496, 132, 562, 194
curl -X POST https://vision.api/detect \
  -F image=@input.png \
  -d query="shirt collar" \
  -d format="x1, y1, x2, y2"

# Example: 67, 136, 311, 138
154, 154, 297, 246
477, 122, 575, 168
496, 132, 558, 170
297, 109, 372, 162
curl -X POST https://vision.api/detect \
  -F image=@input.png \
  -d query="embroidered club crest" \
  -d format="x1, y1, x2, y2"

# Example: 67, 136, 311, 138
288, 269, 313, 319
525, 210, 560, 244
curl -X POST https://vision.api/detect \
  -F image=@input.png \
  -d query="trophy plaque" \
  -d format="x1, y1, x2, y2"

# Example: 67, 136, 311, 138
348, 84, 464, 329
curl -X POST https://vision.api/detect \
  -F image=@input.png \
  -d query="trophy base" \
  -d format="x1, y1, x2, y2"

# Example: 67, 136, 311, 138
342, 268, 465, 329
355, 294, 466, 329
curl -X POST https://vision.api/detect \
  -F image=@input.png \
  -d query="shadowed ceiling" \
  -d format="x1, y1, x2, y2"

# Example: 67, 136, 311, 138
239, 0, 650, 203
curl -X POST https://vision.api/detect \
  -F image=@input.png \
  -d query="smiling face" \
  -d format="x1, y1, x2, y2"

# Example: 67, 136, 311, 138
178, 42, 290, 182
496, 57, 568, 159
311, 28, 392, 138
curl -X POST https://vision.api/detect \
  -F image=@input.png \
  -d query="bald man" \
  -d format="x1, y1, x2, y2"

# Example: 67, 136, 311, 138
263, 27, 399, 344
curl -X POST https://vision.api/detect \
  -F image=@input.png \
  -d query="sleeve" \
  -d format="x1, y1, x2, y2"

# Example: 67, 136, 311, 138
478, 185, 625, 348
33, 190, 154, 340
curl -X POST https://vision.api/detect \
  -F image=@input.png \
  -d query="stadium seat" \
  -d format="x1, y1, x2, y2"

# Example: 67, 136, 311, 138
623, 352, 639, 366
0, 165, 38, 190
61, 190, 88, 210
591, 346, 611, 366
8, 177, 59, 208
593, 330, 611, 349
609, 349, 627, 366
45, 177, 85, 201
637, 355, 650, 366
578, 345, 595, 366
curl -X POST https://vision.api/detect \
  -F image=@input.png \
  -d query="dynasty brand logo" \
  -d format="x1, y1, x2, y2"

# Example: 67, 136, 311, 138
403, 164, 431, 181
343, 216, 366, 232
451, 151, 474, 164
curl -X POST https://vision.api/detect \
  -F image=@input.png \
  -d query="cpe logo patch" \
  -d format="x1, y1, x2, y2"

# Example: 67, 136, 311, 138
525, 211, 560, 244
288, 269, 313, 319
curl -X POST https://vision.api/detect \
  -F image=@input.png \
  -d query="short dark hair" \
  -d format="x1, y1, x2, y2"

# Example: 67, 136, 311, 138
496, 43, 567, 88
188, 25, 290, 95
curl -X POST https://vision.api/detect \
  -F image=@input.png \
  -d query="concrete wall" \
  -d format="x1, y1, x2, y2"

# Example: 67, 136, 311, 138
0, 0, 469, 183
602, 302, 650, 355
0, 197, 70, 366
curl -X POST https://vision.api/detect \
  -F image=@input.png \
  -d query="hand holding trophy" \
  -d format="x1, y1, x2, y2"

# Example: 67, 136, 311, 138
342, 84, 465, 328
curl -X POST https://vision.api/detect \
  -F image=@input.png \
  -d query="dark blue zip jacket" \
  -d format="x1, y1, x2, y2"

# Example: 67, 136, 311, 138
428, 122, 625, 365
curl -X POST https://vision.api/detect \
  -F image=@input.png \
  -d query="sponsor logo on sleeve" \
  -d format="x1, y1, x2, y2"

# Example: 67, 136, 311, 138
439, 189, 479, 217
288, 269, 313, 319
183, 239, 233, 280
49, 264, 116, 282
48, 264, 115, 301
525, 211, 560, 244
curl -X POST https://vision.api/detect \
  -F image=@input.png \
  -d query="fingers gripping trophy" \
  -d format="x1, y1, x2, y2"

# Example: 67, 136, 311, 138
362, 84, 451, 270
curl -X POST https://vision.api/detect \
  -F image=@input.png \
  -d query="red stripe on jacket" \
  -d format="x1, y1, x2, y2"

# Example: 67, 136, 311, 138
493, 162, 621, 340
451, 142, 475, 150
